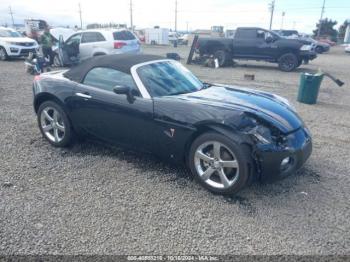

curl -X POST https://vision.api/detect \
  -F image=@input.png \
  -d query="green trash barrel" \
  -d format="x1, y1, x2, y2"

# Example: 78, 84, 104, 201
297, 72, 324, 104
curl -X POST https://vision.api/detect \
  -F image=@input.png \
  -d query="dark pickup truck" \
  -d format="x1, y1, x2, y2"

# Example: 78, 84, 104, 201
195, 27, 317, 71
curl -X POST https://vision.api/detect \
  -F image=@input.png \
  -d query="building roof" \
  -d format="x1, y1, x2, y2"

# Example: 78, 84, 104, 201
63, 54, 163, 83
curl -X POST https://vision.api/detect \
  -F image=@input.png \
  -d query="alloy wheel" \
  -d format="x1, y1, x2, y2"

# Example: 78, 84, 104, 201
280, 56, 296, 71
40, 107, 66, 143
0, 48, 6, 60
194, 141, 239, 189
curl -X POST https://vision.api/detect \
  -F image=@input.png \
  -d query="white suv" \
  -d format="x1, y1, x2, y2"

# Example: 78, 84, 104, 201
54, 29, 141, 66
0, 27, 39, 61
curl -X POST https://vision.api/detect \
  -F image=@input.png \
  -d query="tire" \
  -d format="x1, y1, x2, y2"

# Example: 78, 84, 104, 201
315, 46, 323, 54
0, 47, 9, 61
189, 132, 251, 195
278, 53, 298, 72
37, 101, 74, 147
297, 59, 303, 67
214, 50, 231, 67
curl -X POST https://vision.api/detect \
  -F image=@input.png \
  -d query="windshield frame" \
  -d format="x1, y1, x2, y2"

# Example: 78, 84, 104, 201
131, 59, 203, 99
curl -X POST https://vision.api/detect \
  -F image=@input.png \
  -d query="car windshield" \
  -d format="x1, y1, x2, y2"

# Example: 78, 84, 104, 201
137, 61, 204, 97
0, 29, 22, 37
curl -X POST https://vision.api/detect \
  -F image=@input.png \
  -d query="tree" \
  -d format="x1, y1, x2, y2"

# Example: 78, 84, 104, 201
338, 20, 350, 40
313, 18, 338, 41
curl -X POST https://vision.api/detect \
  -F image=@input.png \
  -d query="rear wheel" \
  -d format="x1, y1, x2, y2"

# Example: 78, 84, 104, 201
214, 50, 231, 67
315, 46, 323, 54
0, 47, 8, 61
189, 132, 250, 195
278, 53, 298, 72
37, 101, 74, 147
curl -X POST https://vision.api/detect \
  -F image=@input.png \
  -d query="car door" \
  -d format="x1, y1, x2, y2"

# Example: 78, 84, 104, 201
255, 29, 278, 59
60, 33, 81, 64
80, 32, 107, 59
233, 28, 259, 58
68, 67, 155, 150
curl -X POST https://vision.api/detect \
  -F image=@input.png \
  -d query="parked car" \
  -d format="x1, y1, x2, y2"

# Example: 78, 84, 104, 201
178, 34, 189, 45
273, 29, 299, 38
0, 27, 39, 61
168, 32, 179, 44
32, 54, 312, 195
318, 38, 336, 46
195, 27, 317, 71
53, 29, 141, 66
274, 30, 330, 54
345, 45, 350, 53
300, 36, 330, 54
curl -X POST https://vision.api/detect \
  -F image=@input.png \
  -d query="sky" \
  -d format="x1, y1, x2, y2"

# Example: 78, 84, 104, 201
0, 0, 349, 34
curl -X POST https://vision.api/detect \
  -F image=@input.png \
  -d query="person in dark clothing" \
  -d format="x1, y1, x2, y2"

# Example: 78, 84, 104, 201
40, 26, 55, 65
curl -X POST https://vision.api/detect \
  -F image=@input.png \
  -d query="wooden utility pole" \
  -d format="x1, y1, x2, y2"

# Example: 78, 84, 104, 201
269, 0, 275, 30
317, 0, 326, 37
78, 3, 83, 29
9, 6, 15, 27
130, 0, 133, 31
175, 0, 178, 32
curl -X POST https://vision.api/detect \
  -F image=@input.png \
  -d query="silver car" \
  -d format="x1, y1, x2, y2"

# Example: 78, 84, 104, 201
54, 29, 141, 66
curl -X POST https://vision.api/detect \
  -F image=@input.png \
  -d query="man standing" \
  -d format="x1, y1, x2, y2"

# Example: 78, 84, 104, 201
40, 26, 55, 65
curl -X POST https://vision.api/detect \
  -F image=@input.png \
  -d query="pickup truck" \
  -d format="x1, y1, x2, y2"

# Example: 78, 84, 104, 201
195, 27, 317, 71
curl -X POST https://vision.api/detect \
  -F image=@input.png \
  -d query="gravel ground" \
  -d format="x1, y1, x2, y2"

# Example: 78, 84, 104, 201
0, 46, 349, 256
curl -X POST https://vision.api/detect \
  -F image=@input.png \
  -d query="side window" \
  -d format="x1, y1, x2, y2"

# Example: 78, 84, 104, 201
236, 29, 257, 39
66, 33, 81, 45
113, 30, 136, 40
257, 29, 266, 39
81, 32, 106, 43
83, 67, 139, 95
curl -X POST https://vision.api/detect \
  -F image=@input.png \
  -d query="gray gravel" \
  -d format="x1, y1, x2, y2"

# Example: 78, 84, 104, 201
0, 46, 349, 255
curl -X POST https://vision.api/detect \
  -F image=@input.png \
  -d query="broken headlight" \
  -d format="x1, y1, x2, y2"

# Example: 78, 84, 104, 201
248, 125, 273, 144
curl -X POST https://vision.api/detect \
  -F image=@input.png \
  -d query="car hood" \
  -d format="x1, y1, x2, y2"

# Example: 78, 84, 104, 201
1, 37, 37, 43
175, 85, 303, 133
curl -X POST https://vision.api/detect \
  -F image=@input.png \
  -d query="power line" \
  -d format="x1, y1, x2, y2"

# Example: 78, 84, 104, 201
317, 0, 326, 37
269, 0, 275, 30
78, 3, 83, 29
8, 6, 14, 27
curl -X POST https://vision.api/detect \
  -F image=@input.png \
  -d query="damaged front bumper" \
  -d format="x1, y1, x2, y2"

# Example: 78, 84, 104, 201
300, 50, 317, 61
254, 126, 312, 182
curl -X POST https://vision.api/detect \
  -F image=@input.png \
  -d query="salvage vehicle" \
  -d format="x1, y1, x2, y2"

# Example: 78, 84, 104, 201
345, 45, 350, 53
0, 27, 39, 61
195, 27, 317, 71
273, 30, 330, 54
53, 29, 141, 66
32, 54, 312, 195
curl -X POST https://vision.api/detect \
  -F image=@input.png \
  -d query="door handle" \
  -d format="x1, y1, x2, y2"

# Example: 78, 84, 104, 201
75, 92, 92, 99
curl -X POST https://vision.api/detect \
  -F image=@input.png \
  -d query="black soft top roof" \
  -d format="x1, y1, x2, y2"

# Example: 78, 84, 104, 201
63, 54, 163, 83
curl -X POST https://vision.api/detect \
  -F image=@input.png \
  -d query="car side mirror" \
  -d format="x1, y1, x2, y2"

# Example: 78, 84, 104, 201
265, 36, 273, 43
113, 85, 136, 103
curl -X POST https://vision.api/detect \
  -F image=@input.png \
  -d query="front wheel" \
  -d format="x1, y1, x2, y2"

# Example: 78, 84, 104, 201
0, 47, 9, 61
189, 132, 251, 195
315, 46, 323, 54
214, 50, 231, 67
37, 101, 74, 147
278, 53, 298, 72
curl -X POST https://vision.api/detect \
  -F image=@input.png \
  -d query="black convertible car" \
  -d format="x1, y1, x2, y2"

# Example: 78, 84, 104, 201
32, 54, 312, 195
